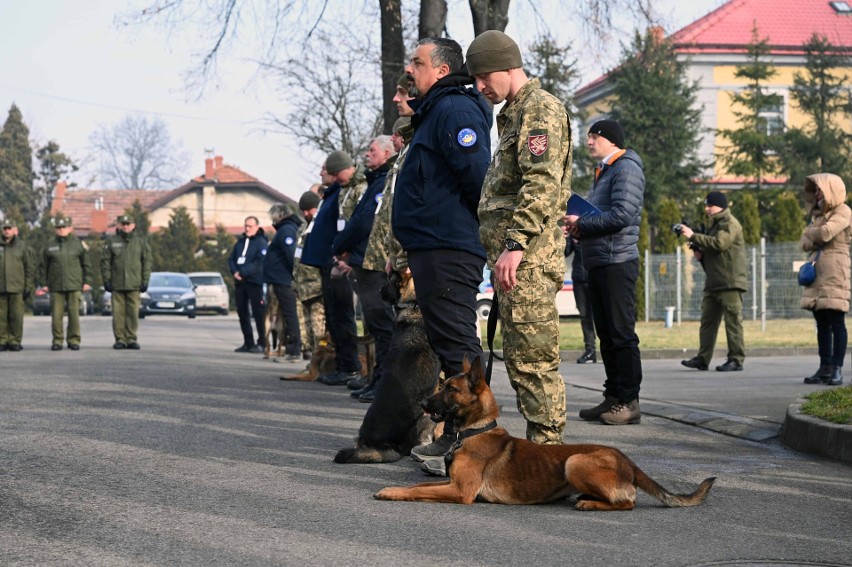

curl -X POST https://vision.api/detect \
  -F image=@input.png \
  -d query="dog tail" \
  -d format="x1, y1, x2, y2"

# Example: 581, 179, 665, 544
634, 469, 716, 507
333, 446, 403, 464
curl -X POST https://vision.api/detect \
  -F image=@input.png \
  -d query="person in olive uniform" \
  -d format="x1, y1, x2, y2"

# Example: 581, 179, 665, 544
101, 214, 152, 350
41, 216, 92, 350
0, 220, 35, 351
467, 30, 573, 444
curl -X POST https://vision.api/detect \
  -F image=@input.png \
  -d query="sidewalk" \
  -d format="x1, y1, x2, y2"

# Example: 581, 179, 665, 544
558, 348, 852, 463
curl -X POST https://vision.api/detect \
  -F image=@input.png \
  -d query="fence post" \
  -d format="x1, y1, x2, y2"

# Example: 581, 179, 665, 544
751, 246, 758, 321
760, 237, 767, 332
644, 248, 650, 323
676, 246, 682, 325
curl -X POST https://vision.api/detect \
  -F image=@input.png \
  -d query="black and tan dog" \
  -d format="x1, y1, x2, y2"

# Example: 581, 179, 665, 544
263, 285, 285, 360
334, 270, 442, 464
374, 357, 716, 510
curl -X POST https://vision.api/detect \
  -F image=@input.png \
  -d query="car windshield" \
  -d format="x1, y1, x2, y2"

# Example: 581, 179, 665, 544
190, 275, 222, 286
149, 274, 192, 289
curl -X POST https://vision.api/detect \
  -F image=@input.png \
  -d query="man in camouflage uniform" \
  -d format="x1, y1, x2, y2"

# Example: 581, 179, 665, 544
101, 214, 152, 350
0, 220, 35, 351
42, 216, 92, 351
301, 151, 367, 385
468, 30, 573, 444
293, 189, 325, 361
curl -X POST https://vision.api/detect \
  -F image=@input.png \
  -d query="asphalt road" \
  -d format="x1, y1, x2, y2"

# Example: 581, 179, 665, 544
1, 315, 850, 566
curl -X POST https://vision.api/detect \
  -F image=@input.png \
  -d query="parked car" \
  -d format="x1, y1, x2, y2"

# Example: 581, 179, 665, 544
31, 287, 94, 316
188, 272, 229, 315
139, 272, 197, 319
101, 289, 112, 316
475, 266, 578, 320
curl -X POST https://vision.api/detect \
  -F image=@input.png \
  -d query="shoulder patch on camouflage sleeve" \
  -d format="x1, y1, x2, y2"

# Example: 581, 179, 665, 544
527, 129, 548, 157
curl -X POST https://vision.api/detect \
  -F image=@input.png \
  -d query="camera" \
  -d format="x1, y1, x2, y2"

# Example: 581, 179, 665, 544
671, 223, 685, 236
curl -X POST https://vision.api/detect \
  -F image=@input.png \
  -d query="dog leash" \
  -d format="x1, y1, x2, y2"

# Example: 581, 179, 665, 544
444, 420, 498, 477
485, 290, 502, 386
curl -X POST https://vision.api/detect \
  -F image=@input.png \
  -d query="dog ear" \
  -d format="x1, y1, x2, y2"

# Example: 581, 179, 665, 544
467, 356, 485, 390
461, 355, 471, 374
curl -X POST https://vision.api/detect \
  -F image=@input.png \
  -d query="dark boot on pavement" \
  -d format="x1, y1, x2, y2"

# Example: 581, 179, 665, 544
319, 370, 360, 386
600, 399, 641, 425
826, 366, 843, 386
715, 359, 743, 372
410, 424, 454, 462
681, 356, 708, 371
576, 349, 596, 364
804, 364, 832, 384
578, 395, 618, 421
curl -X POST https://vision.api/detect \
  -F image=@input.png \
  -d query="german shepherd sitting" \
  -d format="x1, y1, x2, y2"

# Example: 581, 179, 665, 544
374, 357, 716, 510
334, 270, 441, 464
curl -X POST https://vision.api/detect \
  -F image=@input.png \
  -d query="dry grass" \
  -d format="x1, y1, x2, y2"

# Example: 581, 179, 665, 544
482, 317, 817, 351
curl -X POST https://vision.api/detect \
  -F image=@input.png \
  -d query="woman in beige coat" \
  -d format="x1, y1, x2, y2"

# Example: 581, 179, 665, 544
800, 173, 851, 386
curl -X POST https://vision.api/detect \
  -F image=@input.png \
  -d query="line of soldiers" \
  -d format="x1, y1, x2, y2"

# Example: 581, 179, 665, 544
0, 213, 151, 352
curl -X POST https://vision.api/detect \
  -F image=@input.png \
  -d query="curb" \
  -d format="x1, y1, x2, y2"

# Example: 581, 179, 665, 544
780, 398, 852, 463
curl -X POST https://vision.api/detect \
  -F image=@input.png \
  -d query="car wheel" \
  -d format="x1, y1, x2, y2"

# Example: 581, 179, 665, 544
476, 299, 492, 321
139, 313, 146, 319
188, 313, 196, 319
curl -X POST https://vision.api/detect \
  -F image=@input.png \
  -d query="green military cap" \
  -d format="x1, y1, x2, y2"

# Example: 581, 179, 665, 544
54, 216, 69, 228
325, 150, 354, 175
2, 219, 16, 228
117, 214, 133, 224
397, 72, 411, 89
392, 116, 411, 135
466, 30, 523, 76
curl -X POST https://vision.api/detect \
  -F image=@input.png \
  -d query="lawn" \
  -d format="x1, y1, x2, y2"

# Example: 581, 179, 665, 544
482, 317, 818, 351
802, 386, 852, 425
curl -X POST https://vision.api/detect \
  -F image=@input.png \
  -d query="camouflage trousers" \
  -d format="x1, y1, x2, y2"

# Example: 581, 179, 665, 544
299, 295, 325, 354
494, 267, 565, 444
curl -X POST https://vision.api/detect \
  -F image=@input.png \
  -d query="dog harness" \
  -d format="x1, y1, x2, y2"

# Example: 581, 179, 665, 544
444, 420, 498, 477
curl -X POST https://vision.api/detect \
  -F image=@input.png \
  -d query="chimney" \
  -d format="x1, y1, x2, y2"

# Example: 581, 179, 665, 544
51, 181, 67, 214
91, 209, 108, 234
649, 25, 665, 44
205, 158, 214, 180
214, 155, 223, 169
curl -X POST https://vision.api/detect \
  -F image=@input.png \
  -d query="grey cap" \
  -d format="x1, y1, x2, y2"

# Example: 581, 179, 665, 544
324, 150, 354, 175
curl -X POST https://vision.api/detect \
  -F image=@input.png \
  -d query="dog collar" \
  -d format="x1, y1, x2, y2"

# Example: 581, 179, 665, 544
444, 421, 498, 476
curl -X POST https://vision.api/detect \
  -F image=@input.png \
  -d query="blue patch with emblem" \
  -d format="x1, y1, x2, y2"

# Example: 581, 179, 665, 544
375, 194, 382, 204
284, 236, 294, 246
457, 128, 477, 147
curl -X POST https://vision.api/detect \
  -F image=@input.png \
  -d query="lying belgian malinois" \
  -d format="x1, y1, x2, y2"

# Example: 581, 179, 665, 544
279, 333, 374, 381
374, 357, 716, 510
334, 270, 441, 463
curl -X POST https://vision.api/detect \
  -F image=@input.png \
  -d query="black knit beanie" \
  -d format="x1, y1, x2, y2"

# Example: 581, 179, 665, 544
588, 119, 625, 149
705, 191, 728, 210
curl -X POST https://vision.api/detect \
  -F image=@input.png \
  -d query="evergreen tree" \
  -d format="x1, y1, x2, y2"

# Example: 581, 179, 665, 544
608, 28, 705, 232
764, 191, 805, 243
525, 33, 581, 109
123, 200, 152, 235
736, 192, 762, 245
781, 34, 852, 185
717, 25, 784, 201
655, 197, 682, 253
149, 206, 202, 272
35, 140, 78, 214
0, 104, 36, 223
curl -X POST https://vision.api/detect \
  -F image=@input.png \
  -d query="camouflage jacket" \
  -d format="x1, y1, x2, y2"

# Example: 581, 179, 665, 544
477, 78, 572, 272
362, 146, 409, 272
339, 165, 367, 223
293, 222, 322, 301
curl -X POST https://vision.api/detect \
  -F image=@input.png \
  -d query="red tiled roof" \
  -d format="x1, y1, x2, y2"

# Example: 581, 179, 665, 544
51, 188, 162, 235
191, 163, 258, 184
671, 0, 852, 55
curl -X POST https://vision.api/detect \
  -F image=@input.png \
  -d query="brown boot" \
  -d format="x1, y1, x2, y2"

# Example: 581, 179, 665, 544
600, 399, 641, 425
579, 395, 618, 421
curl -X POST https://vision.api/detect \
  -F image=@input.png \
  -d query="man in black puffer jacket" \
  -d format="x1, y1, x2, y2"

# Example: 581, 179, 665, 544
228, 216, 269, 353
264, 202, 304, 360
564, 119, 645, 426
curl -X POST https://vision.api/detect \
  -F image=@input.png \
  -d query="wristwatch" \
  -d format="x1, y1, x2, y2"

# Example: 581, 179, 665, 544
504, 239, 524, 251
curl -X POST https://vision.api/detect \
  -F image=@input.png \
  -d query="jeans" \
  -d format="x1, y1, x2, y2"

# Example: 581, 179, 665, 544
814, 309, 847, 367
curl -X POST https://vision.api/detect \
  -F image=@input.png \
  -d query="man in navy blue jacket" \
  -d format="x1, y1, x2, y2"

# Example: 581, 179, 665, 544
300, 151, 365, 385
391, 37, 492, 461
228, 216, 269, 353
264, 201, 304, 360
332, 135, 396, 399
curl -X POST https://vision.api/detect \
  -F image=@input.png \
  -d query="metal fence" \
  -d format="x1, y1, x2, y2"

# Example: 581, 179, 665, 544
644, 239, 809, 323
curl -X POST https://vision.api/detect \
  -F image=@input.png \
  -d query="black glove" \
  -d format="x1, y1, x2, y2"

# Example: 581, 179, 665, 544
23, 289, 30, 300
140, 283, 148, 293
104, 281, 112, 293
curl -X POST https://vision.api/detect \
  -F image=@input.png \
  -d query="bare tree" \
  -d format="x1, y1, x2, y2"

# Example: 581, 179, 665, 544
419, 0, 447, 38
380, 0, 405, 133
89, 115, 191, 190
260, 28, 383, 158
469, 0, 510, 35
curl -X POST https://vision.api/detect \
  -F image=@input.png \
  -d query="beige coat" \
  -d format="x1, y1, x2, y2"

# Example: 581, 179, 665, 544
800, 173, 852, 312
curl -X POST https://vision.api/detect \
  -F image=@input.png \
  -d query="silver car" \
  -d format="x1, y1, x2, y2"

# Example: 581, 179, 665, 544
188, 272, 230, 315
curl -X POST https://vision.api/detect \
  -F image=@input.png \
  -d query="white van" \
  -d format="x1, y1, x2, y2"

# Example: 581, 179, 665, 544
475, 265, 578, 320
188, 272, 230, 315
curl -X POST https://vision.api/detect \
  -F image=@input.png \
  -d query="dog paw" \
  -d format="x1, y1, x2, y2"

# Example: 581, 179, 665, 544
374, 488, 402, 501
574, 499, 595, 511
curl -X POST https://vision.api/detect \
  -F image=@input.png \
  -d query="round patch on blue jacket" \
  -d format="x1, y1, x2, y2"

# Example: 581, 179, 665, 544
375, 194, 382, 204
284, 236, 294, 246
457, 128, 477, 147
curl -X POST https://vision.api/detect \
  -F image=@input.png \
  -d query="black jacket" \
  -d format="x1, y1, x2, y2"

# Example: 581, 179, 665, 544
228, 228, 268, 285
264, 214, 303, 286
332, 162, 390, 267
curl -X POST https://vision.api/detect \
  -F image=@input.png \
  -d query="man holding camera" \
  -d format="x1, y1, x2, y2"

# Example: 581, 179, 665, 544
679, 191, 747, 372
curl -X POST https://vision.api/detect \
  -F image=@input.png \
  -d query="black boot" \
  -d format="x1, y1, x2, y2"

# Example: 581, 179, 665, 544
351, 373, 378, 398
826, 366, 843, 386
804, 364, 832, 384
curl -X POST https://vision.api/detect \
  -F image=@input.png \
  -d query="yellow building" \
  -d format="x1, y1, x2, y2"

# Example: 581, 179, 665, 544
575, 0, 852, 189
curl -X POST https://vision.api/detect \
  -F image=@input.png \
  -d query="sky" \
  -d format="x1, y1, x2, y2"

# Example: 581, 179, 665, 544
0, 0, 726, 204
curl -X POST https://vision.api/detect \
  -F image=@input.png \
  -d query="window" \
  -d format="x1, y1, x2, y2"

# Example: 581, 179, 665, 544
758, 93, 785, 137
830, 1, 852, 14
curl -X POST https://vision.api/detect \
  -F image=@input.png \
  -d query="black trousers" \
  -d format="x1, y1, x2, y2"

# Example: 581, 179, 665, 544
408, 249, 484, 377
814, 309, 847, 367
587, 259, 643, 402
320, 266, 360, 373
573, 279, 596, 351
273, 284, 301, 356
352, 266, 394, 381
236, 282, 265, 348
